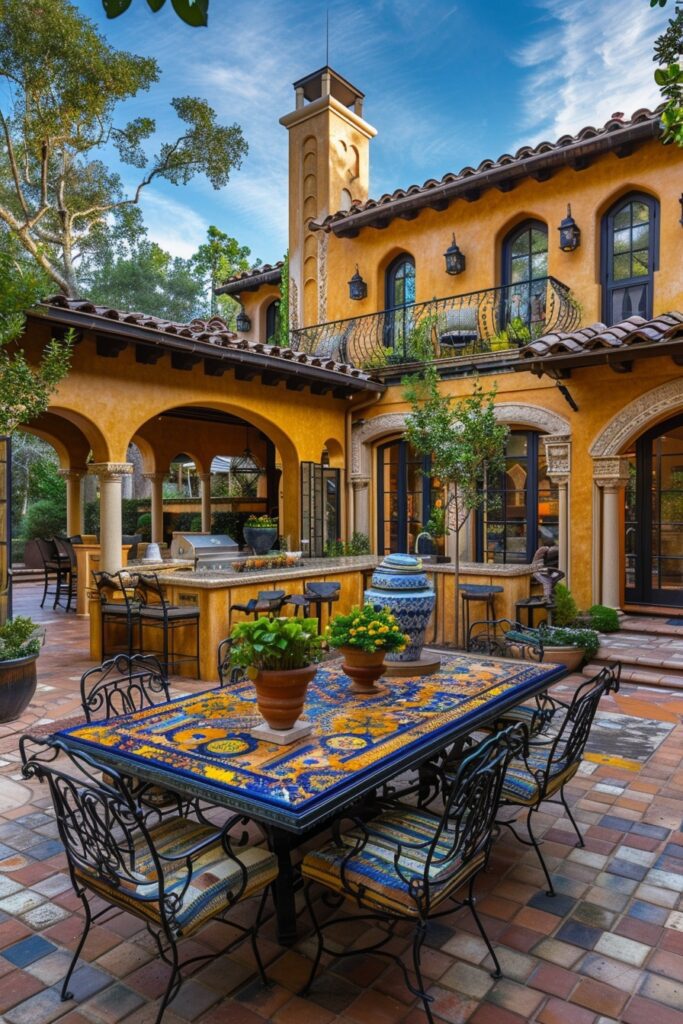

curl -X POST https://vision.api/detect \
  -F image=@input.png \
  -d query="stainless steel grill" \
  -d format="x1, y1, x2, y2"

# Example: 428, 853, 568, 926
170, 532, 239, 570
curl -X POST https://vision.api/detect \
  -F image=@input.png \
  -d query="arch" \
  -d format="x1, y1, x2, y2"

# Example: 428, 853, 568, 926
265, 299, 280, 341
322, 436, 344, 468
19, 412, 91, 470
501, 218, 548, 289
600, 189, 659, 324
590, 378, 683, 457
493, 404, 570, 435
45, 405, 111, 463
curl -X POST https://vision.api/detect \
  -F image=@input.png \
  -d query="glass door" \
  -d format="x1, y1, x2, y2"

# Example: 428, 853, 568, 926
626, 415, 683, 605
0, 437, 11, 624
377, 440, 431, 555
301, 461, 340, 558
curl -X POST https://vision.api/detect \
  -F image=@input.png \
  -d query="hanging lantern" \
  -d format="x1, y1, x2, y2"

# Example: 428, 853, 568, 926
444, 233, 466, 275
558, 204, 581, 251
348, 265, 367, 300
236, 308, 251, 332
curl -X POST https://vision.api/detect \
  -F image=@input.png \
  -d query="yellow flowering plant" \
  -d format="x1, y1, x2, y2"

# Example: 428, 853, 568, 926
326, 604, 410, 654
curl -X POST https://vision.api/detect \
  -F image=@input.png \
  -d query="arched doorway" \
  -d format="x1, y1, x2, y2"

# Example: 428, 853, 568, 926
625, 412, 683, 605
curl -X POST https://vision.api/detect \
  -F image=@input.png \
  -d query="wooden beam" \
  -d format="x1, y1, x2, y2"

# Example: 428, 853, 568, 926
310, 382, 330, 395
204, 358, 229, 377
170, 352, 202, 371
286, 378, 306, 391
397, 209, 419, 220
95, 335, 127, 358
235, 366, 257, 381
427, 198, 450, 212
530, 168, 553, 182
261, 371, 280, 386
135, 343, 164, 365
610, 360, 633, 374
462, 189, 481, 203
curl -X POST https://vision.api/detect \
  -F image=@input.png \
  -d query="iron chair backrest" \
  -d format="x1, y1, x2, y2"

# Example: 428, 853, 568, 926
54, 536, 77, 569
92, 570, 140, 613
338, 724, 526, 917
135, 572, 169, 610
257, 589, 286, 603
80, 654, 170, 722
304, 582, 341, 599
467, 618, 544, 661
35, 537, 60, 565
533, 664, 621, 792
217, 638, 247, 687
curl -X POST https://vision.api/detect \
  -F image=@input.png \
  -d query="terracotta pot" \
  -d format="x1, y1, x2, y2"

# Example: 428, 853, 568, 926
339, 646, 386, 694
0, 654, 38, 723
543, 645, 585, 672
252, 665, 317, 730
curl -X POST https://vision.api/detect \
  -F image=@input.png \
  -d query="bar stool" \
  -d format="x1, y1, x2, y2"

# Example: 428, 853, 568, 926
35, 538, 70, 610
515, 568, 565, 627
53, 536, 78, 613
228, 589, 288, 628
92, 570, 141, 659
136, 573, 200, 678
291, 582, 341, 634
458, 583, 504, 647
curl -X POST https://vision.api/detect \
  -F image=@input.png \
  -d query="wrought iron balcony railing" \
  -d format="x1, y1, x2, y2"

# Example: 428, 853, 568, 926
289, 276, 580, 371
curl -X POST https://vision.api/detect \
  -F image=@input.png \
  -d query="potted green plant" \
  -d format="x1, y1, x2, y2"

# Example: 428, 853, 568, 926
0, 617, 44, 722
243, 514, 278, 555
538, 624, 600, 671
326, 605, 410, 694
229, 616, 323, 730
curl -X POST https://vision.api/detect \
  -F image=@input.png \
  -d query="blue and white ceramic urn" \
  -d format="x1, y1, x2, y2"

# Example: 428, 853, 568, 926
364, 553, 435, 662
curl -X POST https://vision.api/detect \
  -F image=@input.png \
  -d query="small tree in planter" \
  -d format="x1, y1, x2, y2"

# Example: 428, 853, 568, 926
404, 366, 509, 647
0, 616, 44, 721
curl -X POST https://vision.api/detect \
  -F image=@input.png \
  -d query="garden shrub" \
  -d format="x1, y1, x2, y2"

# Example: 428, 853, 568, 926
23, 498, 66, 540
587, 604, 620, 633
552, 583, 579, 626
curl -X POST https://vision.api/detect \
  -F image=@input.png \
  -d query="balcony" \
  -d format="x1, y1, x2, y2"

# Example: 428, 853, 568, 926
289, 277, 580, 373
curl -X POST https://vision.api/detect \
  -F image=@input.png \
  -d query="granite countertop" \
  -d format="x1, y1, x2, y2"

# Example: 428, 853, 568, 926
148, 555, 542, 590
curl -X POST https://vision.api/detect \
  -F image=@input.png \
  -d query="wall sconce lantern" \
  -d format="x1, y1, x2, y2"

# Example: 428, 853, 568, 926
235, 308, 251, 333
348, 265, 367, 300
679, 193, 683, 227
558, 204, 581, 251
444, 233, 466, 275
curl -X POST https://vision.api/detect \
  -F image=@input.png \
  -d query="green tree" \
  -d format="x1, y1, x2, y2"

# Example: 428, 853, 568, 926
84, 240, 206, 322
0, 0, 246, 295
191, 226, 254, 322
651, 0, 683, 145
103, 0, 208, 26
275, 252, 290, 347
0, 235, 72, 436
403, 366, 509, 647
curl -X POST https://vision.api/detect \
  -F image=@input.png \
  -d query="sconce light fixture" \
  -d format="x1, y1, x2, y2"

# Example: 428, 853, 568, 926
558, 204, 581, 251
348, 265, 367, 300
235, 308, 251, 332
679, 193, 683, 227
444, 233, 466, 275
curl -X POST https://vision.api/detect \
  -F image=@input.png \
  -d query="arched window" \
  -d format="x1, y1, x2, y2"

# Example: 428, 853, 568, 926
265, 300, 280, 342
601, 192, 659, 325
384, 254, 415, 351
377, 438, 432, 555
502, 221, 548, 328
476, 431, 558, 564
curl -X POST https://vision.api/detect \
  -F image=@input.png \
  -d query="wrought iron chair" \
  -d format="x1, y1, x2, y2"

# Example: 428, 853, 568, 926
80, 653, 170, 722
300, 724, 527, 1023
216, 637, 247, 687
135, 573, 200, 678
21, 743, 277, 1024
92, 570, 141, 659
35, 537, 70, 610
53, 536, 78, 613
228, 589, 288, 628
498, 664, 621, 896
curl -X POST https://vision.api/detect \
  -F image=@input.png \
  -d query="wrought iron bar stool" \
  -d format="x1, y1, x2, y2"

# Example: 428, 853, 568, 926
458, 583, 504, 646
515, 567, 565, 627
35, 537, 70, 610
53, 536, 78, 613
285, 581, 341, 634
228, 589, 288, 628
92, 570, 141, 659
136, 573, 200, 678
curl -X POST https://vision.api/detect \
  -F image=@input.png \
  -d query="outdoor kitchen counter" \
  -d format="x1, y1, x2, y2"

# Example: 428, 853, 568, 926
88, 556, 542, 682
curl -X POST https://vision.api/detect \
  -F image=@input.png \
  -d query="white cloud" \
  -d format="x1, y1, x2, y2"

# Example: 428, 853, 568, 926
141, 191, 209, 259
513, 0, 667, 145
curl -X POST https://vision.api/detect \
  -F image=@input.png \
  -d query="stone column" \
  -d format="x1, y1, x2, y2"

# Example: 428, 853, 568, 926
594, 456, 630, 609
143, 473, 165, 543
59, 469, 86, 537
88, 463, 133, 573
199, 473, 212, 533
543, 434, 572, 580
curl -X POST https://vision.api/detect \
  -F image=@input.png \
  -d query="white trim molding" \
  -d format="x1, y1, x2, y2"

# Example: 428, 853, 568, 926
590, 378, 683, 457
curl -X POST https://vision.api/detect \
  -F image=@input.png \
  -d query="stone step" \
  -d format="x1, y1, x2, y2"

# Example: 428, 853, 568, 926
619, 614, 683, 639
583, 654, 683, 691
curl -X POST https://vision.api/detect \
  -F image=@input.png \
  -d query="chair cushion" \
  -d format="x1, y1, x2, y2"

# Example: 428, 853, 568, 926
302, 806, 486, 917
492, 703, 546, 736
75, 816, 277, 938
139, 606, 199, 621
500, 748, 578, 806
101, 602, 140, 616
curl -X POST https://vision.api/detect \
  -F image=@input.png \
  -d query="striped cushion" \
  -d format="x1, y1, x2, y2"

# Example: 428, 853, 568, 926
74, 816, 277, 938
302, 807, 486, 917
501, 748, 578, 806
493, 703, 546, 736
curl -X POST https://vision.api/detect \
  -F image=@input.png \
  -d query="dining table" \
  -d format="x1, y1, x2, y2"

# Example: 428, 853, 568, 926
55, 652, 565, 943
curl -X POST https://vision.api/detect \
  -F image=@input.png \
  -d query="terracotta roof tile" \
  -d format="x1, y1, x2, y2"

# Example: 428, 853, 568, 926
520, 312, 683, 359
38, 294, 379, 386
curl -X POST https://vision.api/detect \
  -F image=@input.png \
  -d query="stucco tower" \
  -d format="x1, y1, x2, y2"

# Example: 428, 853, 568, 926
280, 67, 376, 329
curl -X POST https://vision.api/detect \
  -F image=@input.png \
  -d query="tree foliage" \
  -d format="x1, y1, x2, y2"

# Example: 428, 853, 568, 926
651, 0, 683, 145
102, 0, 209, 26
403, 365, 509, 646
191, 226, 253, 322
0, 235, 72, 435
0, 0, 246, 294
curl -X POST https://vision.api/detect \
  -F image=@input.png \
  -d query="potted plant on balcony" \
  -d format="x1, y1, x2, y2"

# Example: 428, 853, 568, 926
243, 514, 278, 555
229, 615, 323, 730
327, 604, 410, 694
0, 617, 44, 722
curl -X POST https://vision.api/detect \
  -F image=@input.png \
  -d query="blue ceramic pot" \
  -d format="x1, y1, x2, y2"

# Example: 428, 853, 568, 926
364, 553, 435, 662
243, 526, 277, 555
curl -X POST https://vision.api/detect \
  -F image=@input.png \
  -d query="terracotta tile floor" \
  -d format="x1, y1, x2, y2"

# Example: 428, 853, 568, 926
1, 585, 682, 1024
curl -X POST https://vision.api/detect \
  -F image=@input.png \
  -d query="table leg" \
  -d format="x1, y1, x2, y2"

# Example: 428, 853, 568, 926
269, 827, 299, 945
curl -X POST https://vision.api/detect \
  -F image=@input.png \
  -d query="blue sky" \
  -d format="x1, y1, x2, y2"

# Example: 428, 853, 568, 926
77, 0, 669, 266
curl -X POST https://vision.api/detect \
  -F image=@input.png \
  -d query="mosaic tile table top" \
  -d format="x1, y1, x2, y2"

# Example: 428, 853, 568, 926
58, 654, 563, 830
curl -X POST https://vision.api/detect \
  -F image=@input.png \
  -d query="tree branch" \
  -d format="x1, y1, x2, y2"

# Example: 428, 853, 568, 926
0, 112, 31, 219
0, 205, 70, 293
